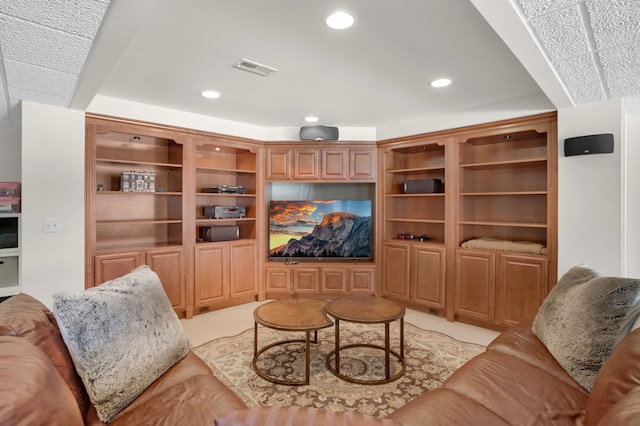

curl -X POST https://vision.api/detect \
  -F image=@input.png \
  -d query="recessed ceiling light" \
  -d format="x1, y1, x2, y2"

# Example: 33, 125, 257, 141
325, 11, 355, 29
431, 78, 452, 88
304, 116, 319, 123
201, 90, 220, 99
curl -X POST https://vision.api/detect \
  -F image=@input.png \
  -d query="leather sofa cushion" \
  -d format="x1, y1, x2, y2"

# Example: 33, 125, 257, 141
84, 351, 247, 426
592, 387, 640, 426
487, 323, 588, 393
0, 336, 84, 426
214, 406, 401, 426
441, 351, 588, 425
585, 328, 640, 425
387, 388, 510, 426
0, 294, 90, 416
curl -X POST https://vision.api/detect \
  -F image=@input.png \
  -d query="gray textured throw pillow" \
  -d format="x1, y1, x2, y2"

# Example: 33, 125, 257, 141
533, 265, 640, 391
53, 265, 190, 422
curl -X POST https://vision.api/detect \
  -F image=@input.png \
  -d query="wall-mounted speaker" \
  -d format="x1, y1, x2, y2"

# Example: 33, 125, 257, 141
300, 125, 339, 141
564, 133, 614, 157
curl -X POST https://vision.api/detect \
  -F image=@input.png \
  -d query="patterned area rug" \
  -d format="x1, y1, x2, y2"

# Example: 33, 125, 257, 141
192, 322, 484, 418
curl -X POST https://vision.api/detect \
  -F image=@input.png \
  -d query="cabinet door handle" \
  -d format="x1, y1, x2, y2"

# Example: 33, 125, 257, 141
0, 261, 4, 265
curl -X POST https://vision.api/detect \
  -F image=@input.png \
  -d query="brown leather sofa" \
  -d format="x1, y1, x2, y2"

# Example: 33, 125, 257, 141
0, 294, 247, 426
2, 293, 640, 425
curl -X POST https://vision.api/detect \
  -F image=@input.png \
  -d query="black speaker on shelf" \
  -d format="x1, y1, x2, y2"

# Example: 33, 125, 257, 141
198, 225, 239, 242
300, 125, 339, 141
403, 178, 444, 194
564, 133, 614, 156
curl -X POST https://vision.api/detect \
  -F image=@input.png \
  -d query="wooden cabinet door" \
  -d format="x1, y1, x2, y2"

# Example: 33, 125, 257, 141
411, 245, 445, 309
229, 241, 257, 298
349, 267, 375, 293
146, 248, 185, 312
265, 266, 291, 293
195, 245, 228, 306
293, 268, 319, 293
496, 254, 548, 327
455, 249, 495, 322
350, 149, 375, 180
266, 148, 291, 180
322, 149, 348, 180
382, 243, 410, 300
321, 268, 348, 293
94, 251, 143, 287
294, 149, 319, 180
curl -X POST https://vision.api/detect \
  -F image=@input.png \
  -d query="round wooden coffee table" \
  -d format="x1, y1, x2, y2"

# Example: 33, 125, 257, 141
325, 296, 405, 384
252, 298, 332, 386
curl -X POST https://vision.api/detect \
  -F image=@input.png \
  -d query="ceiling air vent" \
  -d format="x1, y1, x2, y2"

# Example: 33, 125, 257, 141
232, 58, 277, 77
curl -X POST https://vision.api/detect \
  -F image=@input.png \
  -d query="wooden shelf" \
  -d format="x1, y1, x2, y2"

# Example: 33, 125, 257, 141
386, 193, 445, 198
385, 239, 445, 246
96, 241, 183, 252
459, 191, 547, 196
196, 217, 255, 224
386, 166, 445, 174
386, 218, 446, 224
196, 192, 255, 197
96, 158, 183, 168
459, 220, 547, 228
195, 238, 255, 246
97, 190, 182, 196
459, 158, 547, 170
195, 166, 256, 174
96, 219, 182, 226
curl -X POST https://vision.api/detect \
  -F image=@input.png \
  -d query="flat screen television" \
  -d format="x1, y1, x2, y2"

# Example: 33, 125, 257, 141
269, 200, 372, 260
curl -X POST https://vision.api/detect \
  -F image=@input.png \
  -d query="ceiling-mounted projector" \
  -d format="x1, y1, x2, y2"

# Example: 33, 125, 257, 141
299, 125, 339, 141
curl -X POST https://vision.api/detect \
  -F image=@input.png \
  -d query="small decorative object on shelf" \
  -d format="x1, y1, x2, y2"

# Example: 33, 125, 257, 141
397, 232, 430, 241
120, 171, 156, 192
0, 182, 20, 213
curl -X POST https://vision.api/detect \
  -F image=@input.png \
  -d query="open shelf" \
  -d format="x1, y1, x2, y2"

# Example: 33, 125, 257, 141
195, 166, 256, 174
459, 158, 547, 170
97, 158, 183, 168
386, 166, 445, 174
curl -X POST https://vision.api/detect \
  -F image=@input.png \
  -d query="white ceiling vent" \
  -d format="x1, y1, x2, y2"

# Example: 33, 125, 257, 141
232, 58, 277, 77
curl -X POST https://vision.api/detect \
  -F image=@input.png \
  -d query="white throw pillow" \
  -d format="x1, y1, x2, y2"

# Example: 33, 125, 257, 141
53, 265, 190, 422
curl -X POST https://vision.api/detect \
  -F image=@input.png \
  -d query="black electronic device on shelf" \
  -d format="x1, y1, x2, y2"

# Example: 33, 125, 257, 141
204, 205, 246, 219
202, 185, 248, 194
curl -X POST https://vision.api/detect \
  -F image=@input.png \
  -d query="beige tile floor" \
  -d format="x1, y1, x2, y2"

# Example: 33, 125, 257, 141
180, 299, 500, 347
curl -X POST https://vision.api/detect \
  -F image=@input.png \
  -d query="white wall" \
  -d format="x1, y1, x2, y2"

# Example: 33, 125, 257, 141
557, 99, 624, 277
376, 92, 555, 140
88, 95, 378, 142
625, 107, 640, 278
0, 128, 21, 182
21, 102, 86, 307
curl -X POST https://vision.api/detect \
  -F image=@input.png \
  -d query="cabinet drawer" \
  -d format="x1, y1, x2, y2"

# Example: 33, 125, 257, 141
0, 256, 18, 288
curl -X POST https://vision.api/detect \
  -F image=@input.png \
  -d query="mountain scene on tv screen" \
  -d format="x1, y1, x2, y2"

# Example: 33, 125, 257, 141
270, 200, 371, 258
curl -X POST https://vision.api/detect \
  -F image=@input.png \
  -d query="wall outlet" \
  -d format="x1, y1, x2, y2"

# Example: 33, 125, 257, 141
43, 218, 61, 233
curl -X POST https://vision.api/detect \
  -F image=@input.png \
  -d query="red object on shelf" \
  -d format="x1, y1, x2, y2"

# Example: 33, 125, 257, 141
0, 183, 21, 213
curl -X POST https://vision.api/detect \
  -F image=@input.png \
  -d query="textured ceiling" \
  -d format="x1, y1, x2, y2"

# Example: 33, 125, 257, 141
513, 0, 640, 105
0, 0, 111, 128
0, 0, 637, 131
